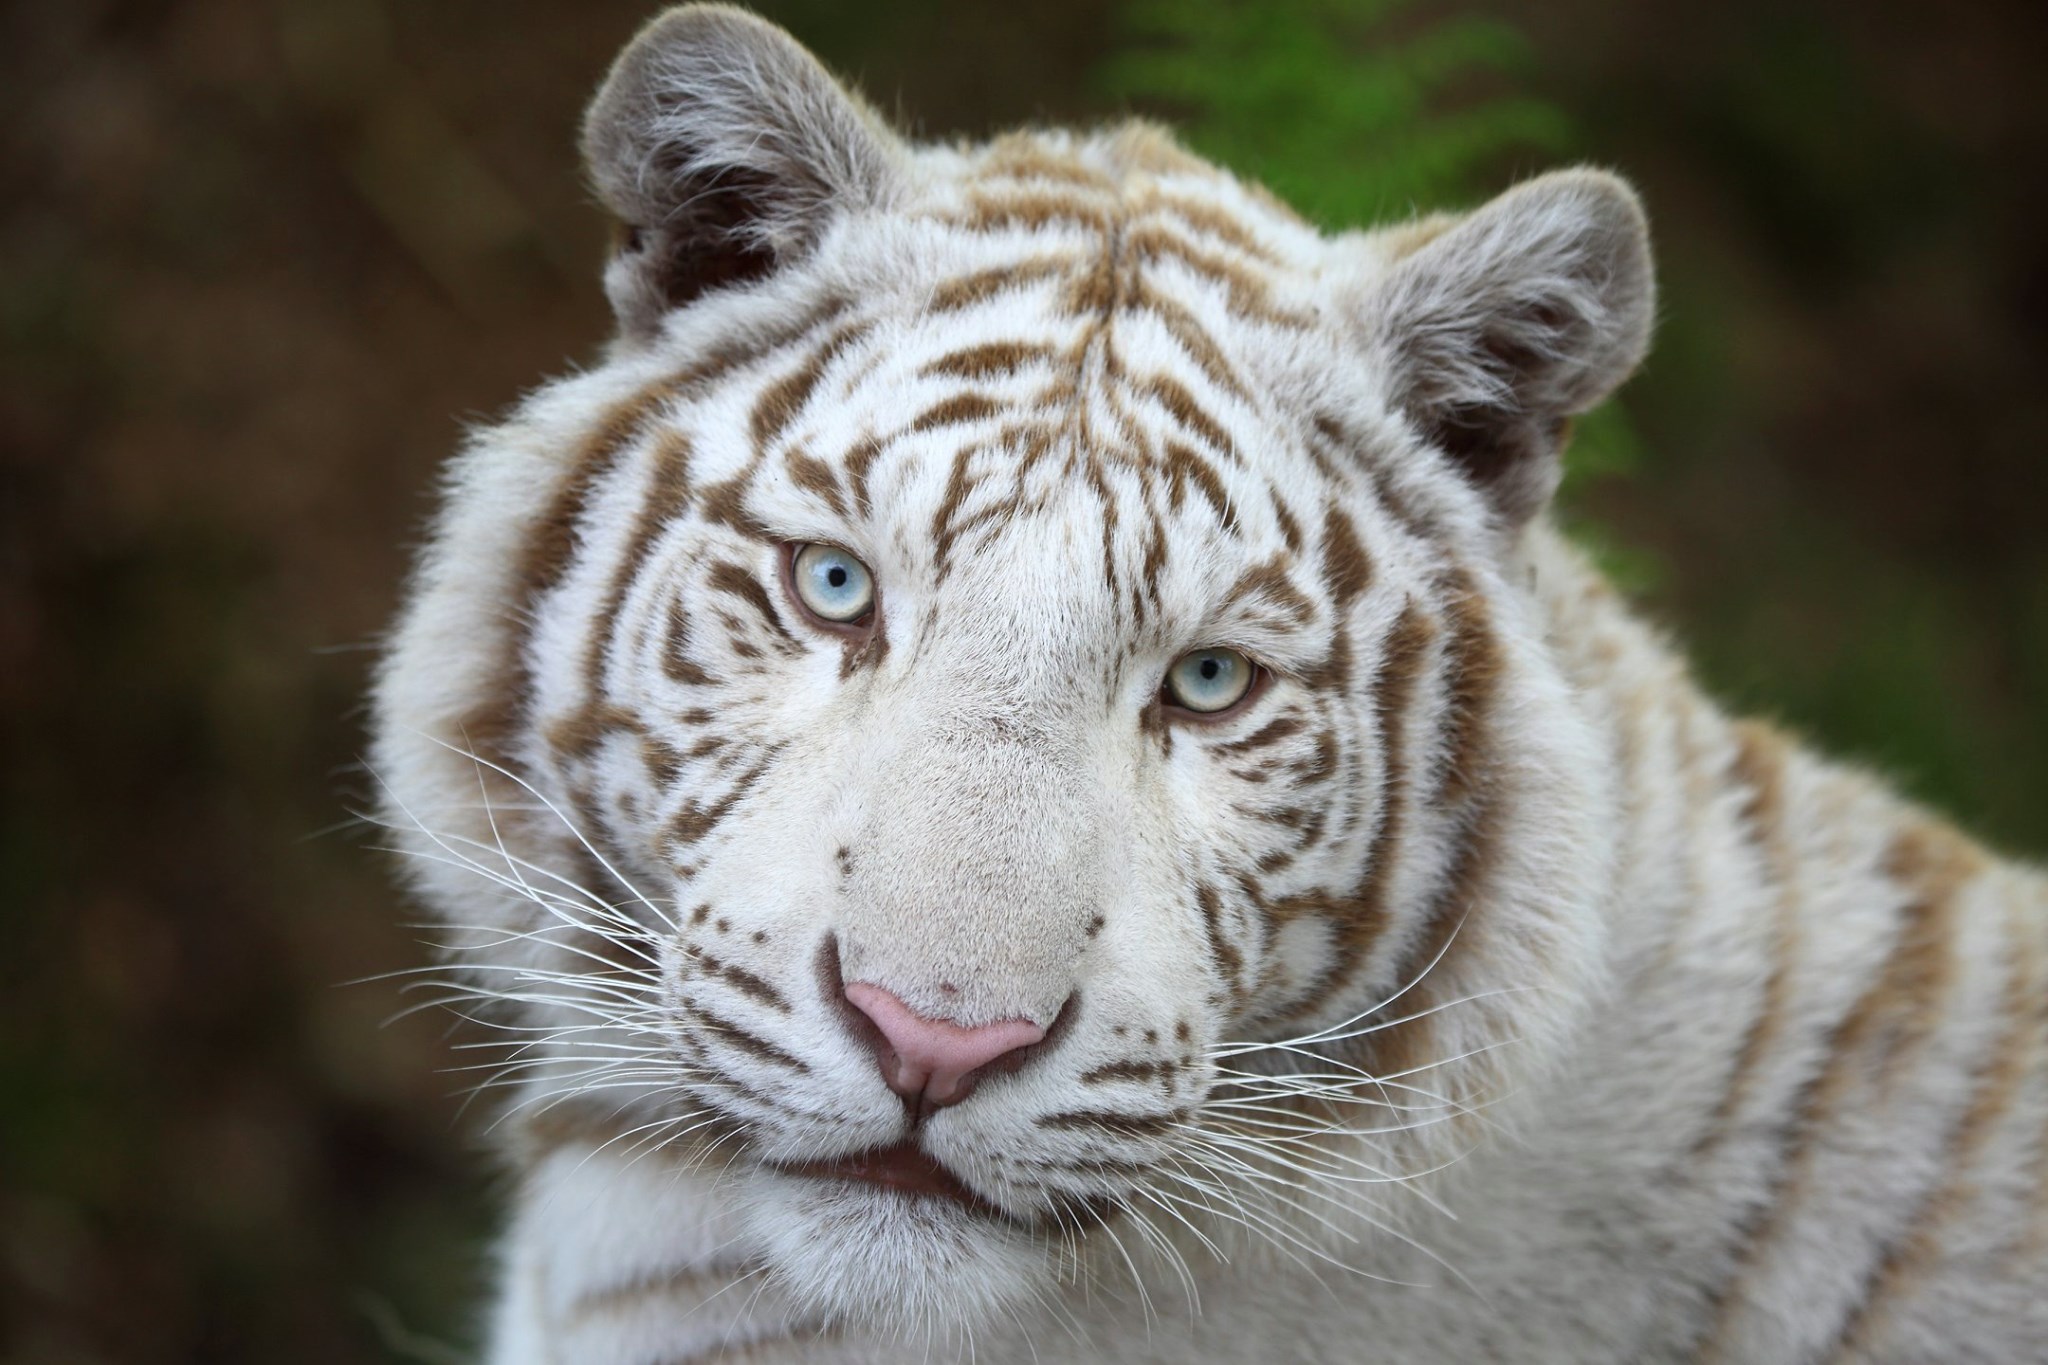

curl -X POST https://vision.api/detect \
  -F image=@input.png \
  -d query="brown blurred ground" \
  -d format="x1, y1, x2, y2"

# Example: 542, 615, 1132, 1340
3, 1, 2043, 1361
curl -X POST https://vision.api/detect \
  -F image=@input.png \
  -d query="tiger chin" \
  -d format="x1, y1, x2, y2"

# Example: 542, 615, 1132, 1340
373, 5, 2048, 1363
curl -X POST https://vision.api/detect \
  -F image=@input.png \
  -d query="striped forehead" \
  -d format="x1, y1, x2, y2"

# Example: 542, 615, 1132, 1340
683, 157, 1385, 640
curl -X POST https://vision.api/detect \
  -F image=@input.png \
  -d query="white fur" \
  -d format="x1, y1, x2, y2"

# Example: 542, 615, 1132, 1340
373, 8, 2048, 1362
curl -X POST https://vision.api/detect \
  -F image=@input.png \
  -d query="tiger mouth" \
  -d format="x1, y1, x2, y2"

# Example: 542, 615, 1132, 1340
777, 1140, 1005, 1219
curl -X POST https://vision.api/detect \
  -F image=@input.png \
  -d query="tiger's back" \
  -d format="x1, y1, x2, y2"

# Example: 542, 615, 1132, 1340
371, 7, 2048, 1361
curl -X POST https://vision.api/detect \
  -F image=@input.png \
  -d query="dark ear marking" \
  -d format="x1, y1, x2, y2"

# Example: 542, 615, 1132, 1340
580, 4, 904, 337
1364, 169, 1655, 528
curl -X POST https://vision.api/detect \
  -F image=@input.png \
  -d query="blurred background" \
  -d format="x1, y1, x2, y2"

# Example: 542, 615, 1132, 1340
5, 0, 2044, 1359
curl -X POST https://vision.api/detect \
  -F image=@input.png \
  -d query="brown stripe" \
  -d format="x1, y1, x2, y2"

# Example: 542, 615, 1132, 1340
1143, 192, 1283, 262
1694, 822, 1983, 1360
963, 191, 1115, 234
691, 446, 771, 538
1865, 825, 1978, 1093
460, 379, 679, 772
1820, 885, 2034, 1361
2020, 932, 2048, 1260
911, 393, 1004, 434
1301, 624, 1353, 695
543, 703, 642, 765
1035, 1108, 1188, 1140
1295, 414, 1344, 483
1194, 882, 1246, 1001
929, 256, 1077, 312
1432, 569, 1503, 808
929, 443, 980, 572
581, 430, 694, 702
1080, 1060, 1177, 1086
640, 736, 685, 789
1060, 246, 1122, 319
1137, 517, 1170, 620
1271, 497, 1303, 553
1221, 558, 1313, 625
523, 392, 679, 605
1253, 805, 1322, 833
844, 435, 885, 517
1141, 373, 1235, 461
663, 757, 772, 851
1216, 714, 1305, 755
1125, 223, 1313, 328
919, 340, 1057, 380
980, 139, 1115, 189
1645, 697, 1720, 984
784, 448, 848, 518
705, 561, 791, 641
1693, 721, 1798, 1152
1362, 459, 1441, 544
1160, 440, 1232, 527
687, 951, 791, 1014
1310, 413, 1443, 542
1126, 278, 1249, 401
661, 600, 713, 686
1265, 604, 1435, 1012
749, 319, 872, 450
1291, 729, 1340, 785
837, 611, 891, 679
683, 1002, 808, 1073
1089, 455, 1119, 588
1320, 503, 1373, 608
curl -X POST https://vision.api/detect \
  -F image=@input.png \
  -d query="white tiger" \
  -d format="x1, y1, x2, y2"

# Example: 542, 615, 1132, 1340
371, 7, 2048, 1361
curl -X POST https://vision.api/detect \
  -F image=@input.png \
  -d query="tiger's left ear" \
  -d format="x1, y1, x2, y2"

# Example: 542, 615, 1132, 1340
580, 5, 906, 338
1360, 169, 1654, 528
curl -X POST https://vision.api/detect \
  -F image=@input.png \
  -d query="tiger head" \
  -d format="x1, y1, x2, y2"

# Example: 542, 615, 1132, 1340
374, 3, 1653, 1338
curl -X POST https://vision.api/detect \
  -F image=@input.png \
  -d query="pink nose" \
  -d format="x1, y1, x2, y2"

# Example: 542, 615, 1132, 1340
842, 982, 1046, 1109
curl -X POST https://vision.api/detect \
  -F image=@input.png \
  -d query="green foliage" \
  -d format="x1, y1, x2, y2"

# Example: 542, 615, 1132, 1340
1100, 0, 1570, 223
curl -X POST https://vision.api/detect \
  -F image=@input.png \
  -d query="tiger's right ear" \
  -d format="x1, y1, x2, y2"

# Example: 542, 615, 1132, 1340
580, 4, 905, 338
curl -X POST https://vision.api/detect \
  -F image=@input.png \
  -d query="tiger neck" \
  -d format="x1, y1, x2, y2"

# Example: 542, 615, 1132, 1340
1518, 521, 1872, 997
1523, 521, 1744, 931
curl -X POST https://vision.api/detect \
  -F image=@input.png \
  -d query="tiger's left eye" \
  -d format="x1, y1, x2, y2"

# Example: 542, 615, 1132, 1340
789, 543, 875, 624
1164, 648, 1256, 714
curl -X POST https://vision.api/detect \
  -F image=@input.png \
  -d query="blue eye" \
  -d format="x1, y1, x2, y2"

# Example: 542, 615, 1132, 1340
790, 543, 875, 624
1164, 648, 1256, 714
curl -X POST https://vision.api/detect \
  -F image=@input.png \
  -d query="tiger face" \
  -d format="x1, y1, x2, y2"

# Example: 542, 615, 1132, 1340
375, 4, 1653, 1340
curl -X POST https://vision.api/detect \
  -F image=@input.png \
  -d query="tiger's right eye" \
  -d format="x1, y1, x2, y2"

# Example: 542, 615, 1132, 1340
789, 543, 875, 625
1163, 647, 1257, 715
